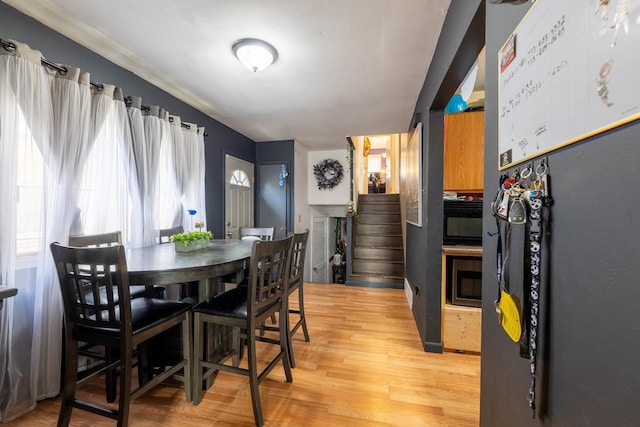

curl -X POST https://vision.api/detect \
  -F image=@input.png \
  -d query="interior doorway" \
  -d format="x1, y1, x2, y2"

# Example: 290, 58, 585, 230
365, 136, 389, 194
350, 133, 400, 197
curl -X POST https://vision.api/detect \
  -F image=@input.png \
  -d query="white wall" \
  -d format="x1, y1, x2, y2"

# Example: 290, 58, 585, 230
306, 147, 351, 281
294, 141, 310, 233
307, 149, 350, 205
294, 141, 313, 282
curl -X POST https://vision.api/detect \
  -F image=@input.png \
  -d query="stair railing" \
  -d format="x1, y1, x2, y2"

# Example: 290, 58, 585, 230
346, 211, 354, 282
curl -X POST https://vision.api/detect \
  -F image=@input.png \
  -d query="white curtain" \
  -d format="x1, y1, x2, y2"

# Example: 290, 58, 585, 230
154, 110, 180, 229
33, 64, 95, 399
182, 123, 208, 232
161, 114, 208, 232
126, 96, 161, 248
0, 39, 207, 421
0, 40, 100, 420
76, 85, 131, 241
0, 41, 47, 421
141, 105, 163, 243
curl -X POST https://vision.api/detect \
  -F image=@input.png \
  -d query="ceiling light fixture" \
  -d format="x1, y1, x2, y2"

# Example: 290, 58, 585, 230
232, 38, 278, 72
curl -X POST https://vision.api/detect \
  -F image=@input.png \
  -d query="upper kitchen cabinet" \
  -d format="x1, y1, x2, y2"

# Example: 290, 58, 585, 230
443, 110, 484, 193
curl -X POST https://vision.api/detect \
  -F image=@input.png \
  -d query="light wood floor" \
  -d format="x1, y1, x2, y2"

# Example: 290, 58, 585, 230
4, 283, 480, 427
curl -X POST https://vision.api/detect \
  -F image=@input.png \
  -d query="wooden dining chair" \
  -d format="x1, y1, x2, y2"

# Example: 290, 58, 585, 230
50, 242, 193, 427
158, 225, 184, 244
223, 226, 275, 289
69, 231, 165, 299
238, 226, 274, 241
192, 235, 294, 427
262, 229, 310, 368
68, 231, 165, 402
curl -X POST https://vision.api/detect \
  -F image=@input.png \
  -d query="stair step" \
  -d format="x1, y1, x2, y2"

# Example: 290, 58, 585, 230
352, 259, 404, 276
356, 223, 402, 235
354, 246, 403, 261
358, 213, 401, 224
358, 194, 400, 204
350, 193, 404, 285
347, 274, 404, 289
349, 273, 404, 281
358, 204, 401, 214
355, 234, 403, 247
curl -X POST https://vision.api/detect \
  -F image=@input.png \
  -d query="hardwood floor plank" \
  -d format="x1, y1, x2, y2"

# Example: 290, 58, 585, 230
4, 282, 479, 426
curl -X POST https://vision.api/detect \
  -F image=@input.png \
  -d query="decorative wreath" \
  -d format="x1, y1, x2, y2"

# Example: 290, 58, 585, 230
313, 158, 344, 190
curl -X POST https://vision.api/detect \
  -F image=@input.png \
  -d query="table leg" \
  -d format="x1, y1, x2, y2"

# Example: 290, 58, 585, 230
197, 277, 229, 391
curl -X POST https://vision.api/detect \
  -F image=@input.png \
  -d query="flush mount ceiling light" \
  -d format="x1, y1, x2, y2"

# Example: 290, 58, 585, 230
232, 38, 278, 72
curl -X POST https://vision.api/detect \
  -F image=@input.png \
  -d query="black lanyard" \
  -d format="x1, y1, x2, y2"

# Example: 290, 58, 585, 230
527, 185, 544, 412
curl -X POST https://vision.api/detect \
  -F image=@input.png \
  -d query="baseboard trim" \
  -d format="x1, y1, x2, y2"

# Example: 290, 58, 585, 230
423, 341, 443, 354
345, 279, 404, 289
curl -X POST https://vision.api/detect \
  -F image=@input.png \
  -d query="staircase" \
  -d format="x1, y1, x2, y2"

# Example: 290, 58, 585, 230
347, 193, 404, 288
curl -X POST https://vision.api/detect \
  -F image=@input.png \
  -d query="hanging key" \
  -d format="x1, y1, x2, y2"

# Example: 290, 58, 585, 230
536, 162, 554, 207
493, 187, 510, 220
508, 192, 527, 224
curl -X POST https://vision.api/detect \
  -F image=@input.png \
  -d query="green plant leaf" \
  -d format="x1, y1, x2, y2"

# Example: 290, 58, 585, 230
169, 230, 213, 246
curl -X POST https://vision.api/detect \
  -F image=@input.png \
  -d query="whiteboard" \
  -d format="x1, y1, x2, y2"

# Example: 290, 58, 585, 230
498, 0, 640, 170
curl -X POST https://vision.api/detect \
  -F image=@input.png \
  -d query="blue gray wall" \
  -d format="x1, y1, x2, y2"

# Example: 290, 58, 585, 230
481, 2, 640, 426
0, 3, 256, 239
406, 0, 485, 352
256, 140, 295, 236
411, 1, 639, 424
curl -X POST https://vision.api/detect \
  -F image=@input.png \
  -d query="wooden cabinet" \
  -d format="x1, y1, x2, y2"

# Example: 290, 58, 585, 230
443, 304, 482, 352
441, 246, 482, 353
444, 111, 484, 193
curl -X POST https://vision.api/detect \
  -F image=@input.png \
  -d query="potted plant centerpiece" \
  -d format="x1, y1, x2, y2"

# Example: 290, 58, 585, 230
170, 229, 212, 253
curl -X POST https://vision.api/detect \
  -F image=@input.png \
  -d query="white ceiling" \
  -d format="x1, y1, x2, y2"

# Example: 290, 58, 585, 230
5, 0, 452, 150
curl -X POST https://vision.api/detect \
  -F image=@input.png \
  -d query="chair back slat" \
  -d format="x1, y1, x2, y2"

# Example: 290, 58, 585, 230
288, 230, 309, 291
51, 243, 131, 333
69, 231, 122, 247
158, 225, 184, 244
239, 227, 274, 241
248, 235, 293, 315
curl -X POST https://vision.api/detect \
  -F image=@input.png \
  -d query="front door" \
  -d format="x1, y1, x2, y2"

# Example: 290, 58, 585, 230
225, 155, 254, 239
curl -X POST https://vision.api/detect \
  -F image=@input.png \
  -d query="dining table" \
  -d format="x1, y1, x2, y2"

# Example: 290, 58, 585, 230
125, 238, 254, 391
125, 238, 254, 302
0, 286, 18, 311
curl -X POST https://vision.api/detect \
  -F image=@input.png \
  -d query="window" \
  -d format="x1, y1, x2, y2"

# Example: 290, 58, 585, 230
16, 111, 44, 255
230, 169, 251, 187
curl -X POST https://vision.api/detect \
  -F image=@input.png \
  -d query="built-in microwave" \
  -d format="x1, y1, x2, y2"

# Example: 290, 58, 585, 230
443, 199, 483, 246
446, 256, 482, 308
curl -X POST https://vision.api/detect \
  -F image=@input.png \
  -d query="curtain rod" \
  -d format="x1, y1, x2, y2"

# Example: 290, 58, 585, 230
124, 96, 208, 135
1, 38, 103, 91
2, 38, 207, 137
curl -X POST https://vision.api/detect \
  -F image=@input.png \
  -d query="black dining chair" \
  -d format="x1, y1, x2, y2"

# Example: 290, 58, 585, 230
68, 231, 165, 402
192, 235, 294, 427
50, 242, 193, 427
223, 226, 275, 291
158, 225, 184, 244
69, 231, 165, 299
262, 229, 310, 368
238, 226, 274, 241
